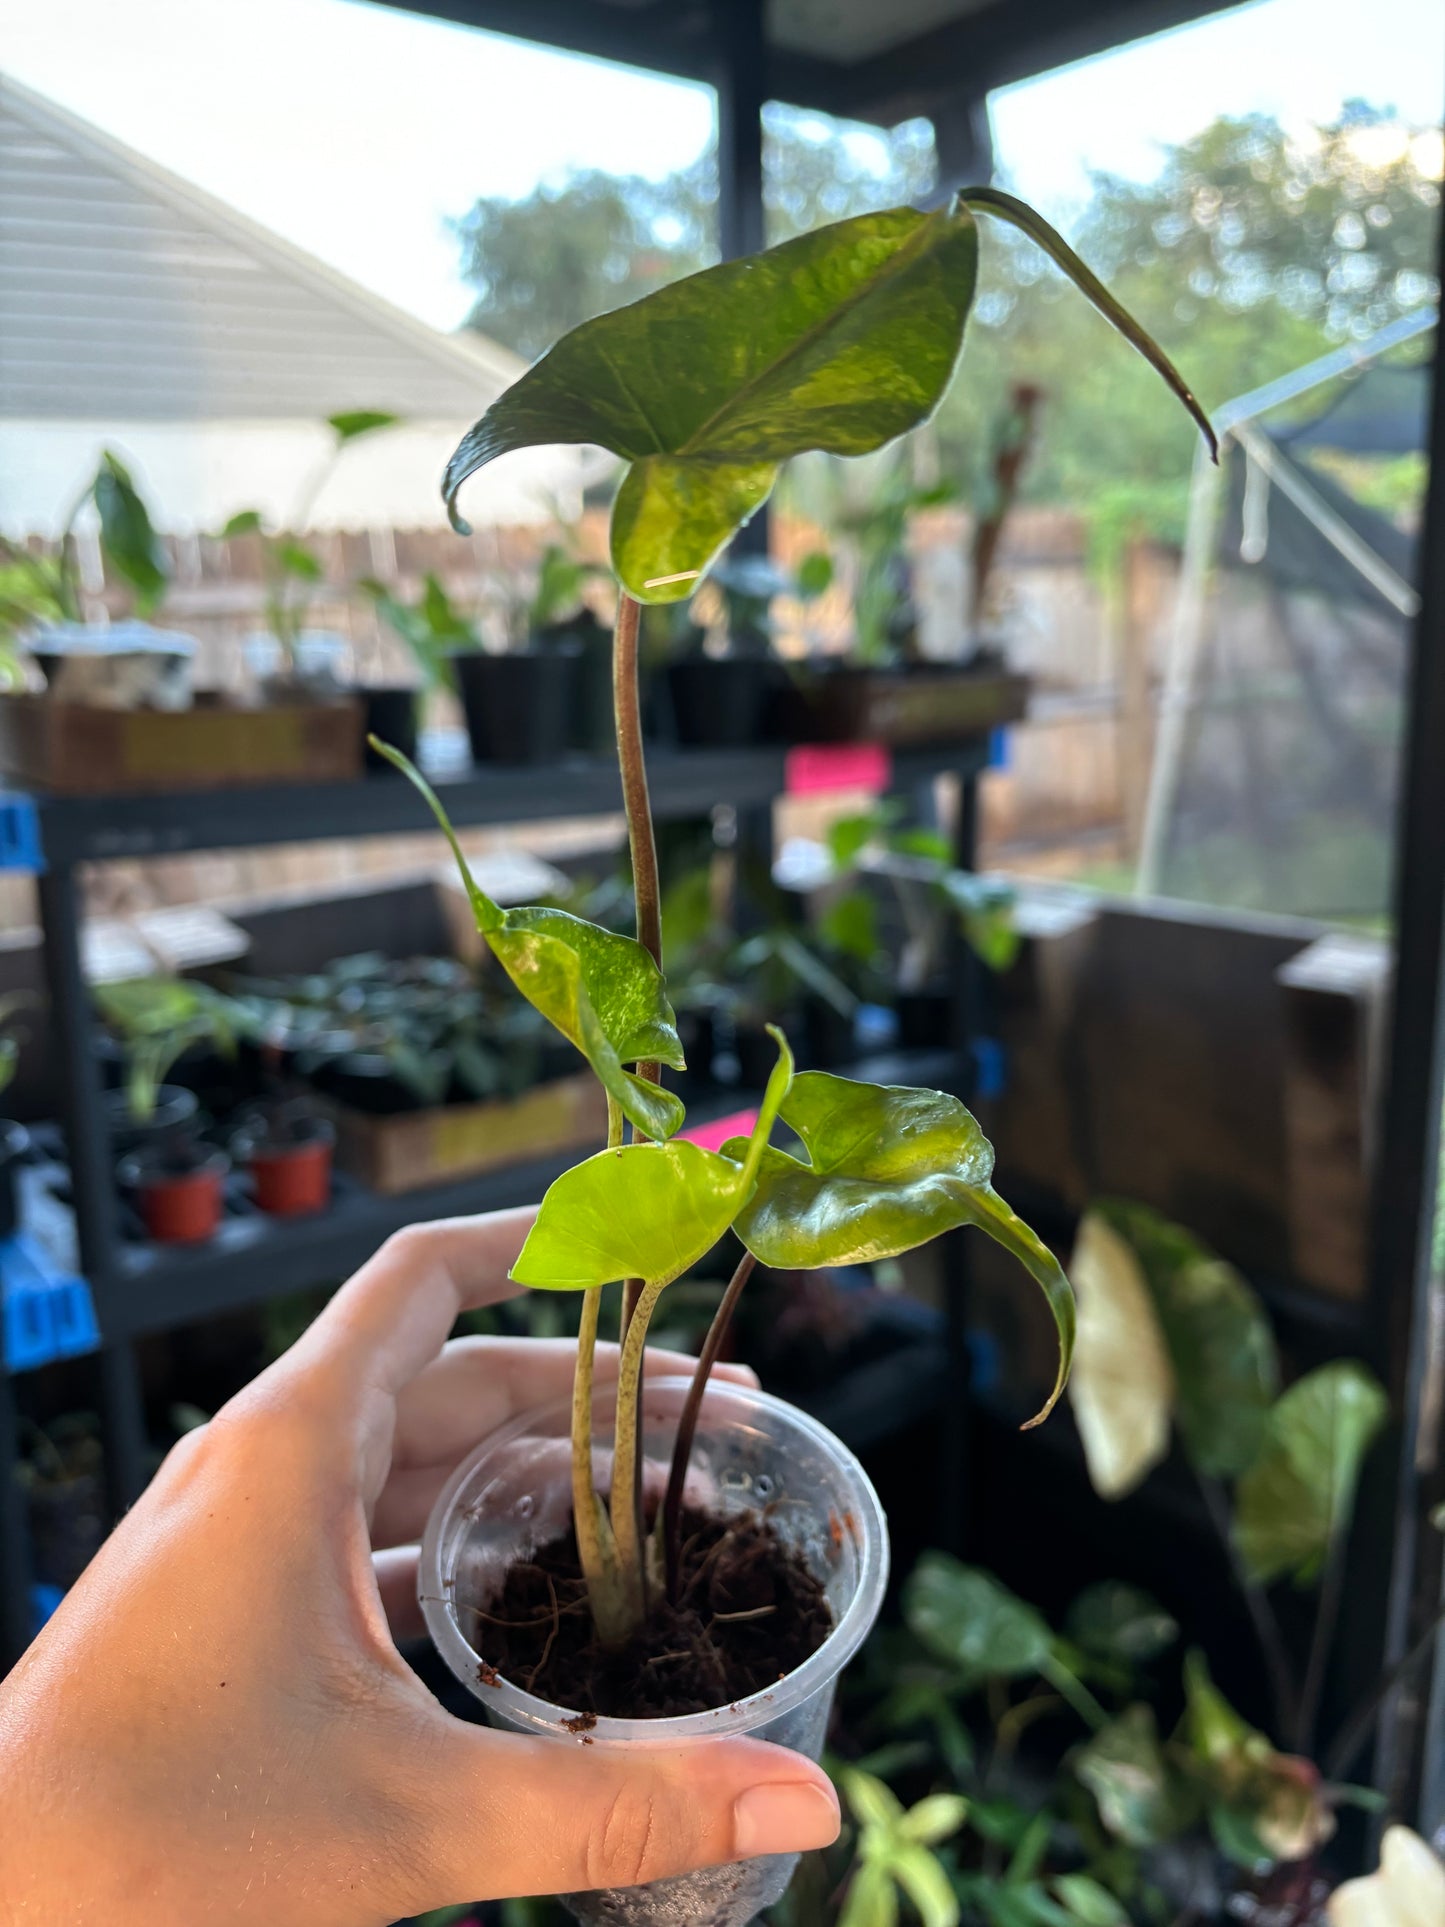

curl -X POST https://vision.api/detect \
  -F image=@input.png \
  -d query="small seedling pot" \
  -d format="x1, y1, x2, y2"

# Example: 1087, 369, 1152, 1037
454, 649, 579, 765
362, 686, 420, 769
0, 1120, 29, 1238
421, 1377, 888, 1927
120, 1143, 229, 1245
238, 1113, 334, 1217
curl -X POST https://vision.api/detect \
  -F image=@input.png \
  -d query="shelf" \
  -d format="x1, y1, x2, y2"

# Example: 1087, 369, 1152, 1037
94, 1046, 969, 1345
32, 740, 992, 867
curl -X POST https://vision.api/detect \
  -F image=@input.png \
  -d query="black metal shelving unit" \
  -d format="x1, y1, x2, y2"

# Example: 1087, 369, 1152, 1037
1, 739, 991, 1671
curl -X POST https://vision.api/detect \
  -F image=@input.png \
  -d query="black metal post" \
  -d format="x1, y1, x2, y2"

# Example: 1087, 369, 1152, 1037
714, 0, 766, 263
1356, 285, 1445, 1825
0, 1367, 32, 1670
36, 863, 148, 1515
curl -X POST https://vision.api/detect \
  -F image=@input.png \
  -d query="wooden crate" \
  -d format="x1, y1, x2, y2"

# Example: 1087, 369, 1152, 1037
1276, 934, 1388, 1302
0, 693, 363, 794
330, 1072, 609, 1196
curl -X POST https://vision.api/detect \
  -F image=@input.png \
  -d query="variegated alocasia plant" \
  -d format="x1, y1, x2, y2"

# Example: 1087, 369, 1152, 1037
377, 186, 1214, 1649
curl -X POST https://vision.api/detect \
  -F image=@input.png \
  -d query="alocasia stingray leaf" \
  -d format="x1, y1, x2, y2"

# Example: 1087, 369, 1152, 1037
443, 194, 1214, 603
725, 1073, 1075, 1423
373, 741, 683, 1139
512, 1029, 794, 1290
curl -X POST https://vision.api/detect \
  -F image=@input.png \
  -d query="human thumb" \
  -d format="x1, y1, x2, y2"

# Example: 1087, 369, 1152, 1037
401, 1718, 840, 1906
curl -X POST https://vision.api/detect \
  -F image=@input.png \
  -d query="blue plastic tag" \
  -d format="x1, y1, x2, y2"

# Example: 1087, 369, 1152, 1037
1, 1234, 99, 1371
0, 793, 43, 874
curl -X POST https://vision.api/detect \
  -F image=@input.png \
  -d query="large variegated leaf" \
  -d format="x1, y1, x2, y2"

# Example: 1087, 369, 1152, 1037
1069, 1211, 1174, 1499
1233, 1362, 1388, 1585
444, 194, 1213, 603
511, 1031, 793, 1289
904, 1553, 1053, 1686
1096, 1200, 1277, 1478
1075, 1705, 1198, 1848
1183, 1652, 1334, 1866
373, 741, 682, 1139
726, 1072, 1075, 1423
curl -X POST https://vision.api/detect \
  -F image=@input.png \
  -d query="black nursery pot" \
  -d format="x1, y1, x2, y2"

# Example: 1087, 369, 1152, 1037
801, 996, 857, 1071
310, 1052, 423, 1116
665, 657, 771, 748
0, 1120, 29, 1239
104, 1084, 200, 1154
362, 686, 419, 769
454, 650, 578, 765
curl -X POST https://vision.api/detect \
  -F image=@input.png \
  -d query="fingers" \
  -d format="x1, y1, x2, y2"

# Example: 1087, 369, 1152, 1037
406, 1723, 839, 1904
292, 1209, 537, 1400
371, 1340, 757, 1549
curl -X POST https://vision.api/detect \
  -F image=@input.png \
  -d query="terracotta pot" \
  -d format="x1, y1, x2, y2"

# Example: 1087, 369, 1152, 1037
122, 1146, 229, 1245
246, 1117, 334, 1217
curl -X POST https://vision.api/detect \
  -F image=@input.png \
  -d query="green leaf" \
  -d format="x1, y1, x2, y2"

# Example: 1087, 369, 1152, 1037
904, 1553, 1053, 1685
795, 548, 835, 598
892, 1846, 959, 1927
899, 1795, 970, 1848
840, 1861, 898, 1927
92, 451, 168, 614
328, 409, 401, 442
1051, 1875, 1128, 1927
445, 202, 983, 598
511, 1030, 792, 1289
1233, 1362, 1388, 1585
842, 1768, 905, 1831
221, 508, 264, 537
276, 539, 323, 582
1073, 1705, 1198, 1848
1096, 1201, 1277, 1478
728, 1073, 1074, 1423
1182, 1653, 1335, 1867
1065, 1583, 1179, 1666
372, 741, 683, 1138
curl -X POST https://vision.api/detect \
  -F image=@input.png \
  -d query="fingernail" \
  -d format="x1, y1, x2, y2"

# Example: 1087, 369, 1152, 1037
734, 1781, 840, 1858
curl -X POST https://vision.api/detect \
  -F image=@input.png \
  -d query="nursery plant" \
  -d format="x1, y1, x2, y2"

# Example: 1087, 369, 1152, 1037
94, 976, 237, 1126
377, 188, 1212, 1726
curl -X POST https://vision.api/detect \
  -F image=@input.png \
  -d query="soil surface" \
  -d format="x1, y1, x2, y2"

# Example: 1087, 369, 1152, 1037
467, 1506, 833, 1719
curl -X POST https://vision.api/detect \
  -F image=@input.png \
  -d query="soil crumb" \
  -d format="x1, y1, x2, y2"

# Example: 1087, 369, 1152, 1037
467, 1507, 832, 1719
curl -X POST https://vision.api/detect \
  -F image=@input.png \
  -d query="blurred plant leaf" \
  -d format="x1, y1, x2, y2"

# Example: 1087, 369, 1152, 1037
1095, 1200, 1277, 1478
92, 451, 169, 615
328, 409, 402, 443
1327, 1824, 1445, 1927
1065, 1582, 1179, 1667
729, 1074, 1074, 1423
795, 548, 835, 598
840, 1770, 966, 1927
840, 1861, 899, 1927
1182, 1652, 1334, 1868
1073, 1705, 1199, 1848
904, 1553, 1053, 1686
1050, 1875, 1128, 1926
373, 742, 684, 1138
1069, 1212, 1175, 1500
511, 1032, 792, 1288
275, 539, 322, 582
1233, 1361, 1388, 1585
221, 509, 264, 537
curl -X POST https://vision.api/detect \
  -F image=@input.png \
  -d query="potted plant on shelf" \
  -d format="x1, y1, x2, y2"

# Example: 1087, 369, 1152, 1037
363, 570, 485, 766
221, 409, 399, 701
371, 186, 1209, 1927
95, 976, 237, 1245
665, 548, 832, 749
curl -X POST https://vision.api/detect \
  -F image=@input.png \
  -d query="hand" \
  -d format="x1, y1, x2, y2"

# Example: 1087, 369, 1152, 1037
0, 1210, 840, 1925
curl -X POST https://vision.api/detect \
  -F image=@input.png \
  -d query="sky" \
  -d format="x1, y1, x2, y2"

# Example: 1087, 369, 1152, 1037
1, 0, 1441, 334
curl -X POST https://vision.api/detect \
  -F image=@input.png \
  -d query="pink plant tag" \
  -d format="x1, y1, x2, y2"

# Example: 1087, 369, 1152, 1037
785, 743, 891, 796
681, 1109, 758, 1153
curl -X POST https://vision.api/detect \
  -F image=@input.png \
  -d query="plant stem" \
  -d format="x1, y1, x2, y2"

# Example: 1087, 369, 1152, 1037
1323, 1589, 1445, 1783
571, 1098, 631, 1646
661, 1251, 756, 1601
1198, 1472, 1298, 1739
1295, 1527, 1348, 1755
613, 591, 664, 1347
610, 1276, 665, 1635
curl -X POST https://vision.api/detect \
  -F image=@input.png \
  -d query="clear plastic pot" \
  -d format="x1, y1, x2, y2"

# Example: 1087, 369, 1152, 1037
421, 1376, 889, 1927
